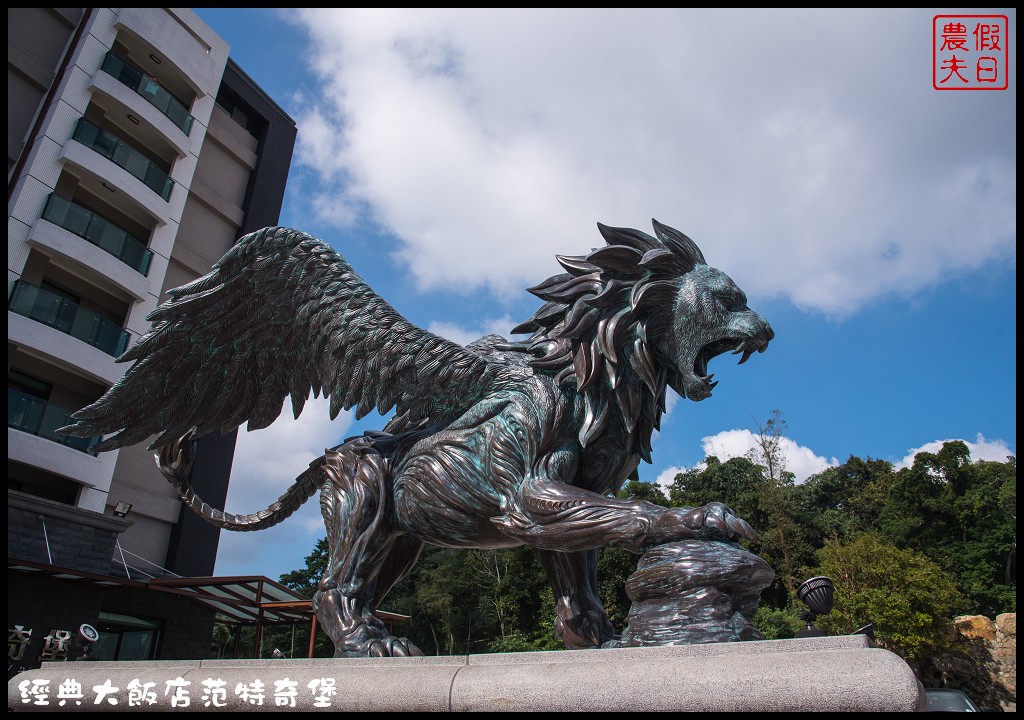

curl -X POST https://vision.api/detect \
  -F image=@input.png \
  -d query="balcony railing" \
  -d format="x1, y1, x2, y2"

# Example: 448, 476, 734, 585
42, 194, 153, 276
8, 387, 101, 454
72, 118, 174, 201
8, 280, 131, 358
101, 51, 194, 135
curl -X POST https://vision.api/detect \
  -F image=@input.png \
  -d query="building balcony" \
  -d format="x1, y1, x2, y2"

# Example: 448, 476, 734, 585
8, 280, 131, 358
8, 388, 101, 455
41, 194, 153, 277
72, 118, 174, 201
100, 51, 194, 136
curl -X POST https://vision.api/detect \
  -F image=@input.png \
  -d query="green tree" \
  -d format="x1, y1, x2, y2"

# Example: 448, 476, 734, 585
279, 536, 328, 598
210, 620, 234, 658
668, 455, 764, 524
876, 442, 1016, 616
745, 410, 810, 595
464, 546, 556, 651
796, 455, 894, 548
619, 478, 670, 507
813, 533, 962, 661
946, 455, 1016, 615
753, 606, 801, 640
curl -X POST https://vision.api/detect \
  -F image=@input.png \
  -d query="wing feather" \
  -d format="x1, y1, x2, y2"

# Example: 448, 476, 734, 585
58, 226, 500, 451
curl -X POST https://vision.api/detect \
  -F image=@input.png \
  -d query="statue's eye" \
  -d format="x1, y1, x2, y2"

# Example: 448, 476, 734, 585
716, 291, 747, 311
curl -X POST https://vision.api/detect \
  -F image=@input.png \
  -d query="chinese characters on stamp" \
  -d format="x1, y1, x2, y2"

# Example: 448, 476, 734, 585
934, 15, 1009, 90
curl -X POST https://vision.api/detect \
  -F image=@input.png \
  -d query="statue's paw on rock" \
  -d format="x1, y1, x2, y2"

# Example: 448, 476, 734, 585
337, 636, 423, 658
654, 502, 757, 545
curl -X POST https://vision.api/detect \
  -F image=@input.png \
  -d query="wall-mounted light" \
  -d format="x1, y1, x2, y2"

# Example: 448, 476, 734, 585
113, 501, 132, 518
148, 53, 162, 65
101, 182, 116, 193
126, 114, 140, 125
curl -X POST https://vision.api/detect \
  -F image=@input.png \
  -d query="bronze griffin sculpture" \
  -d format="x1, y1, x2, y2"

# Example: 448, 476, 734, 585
59, 220, 773, 657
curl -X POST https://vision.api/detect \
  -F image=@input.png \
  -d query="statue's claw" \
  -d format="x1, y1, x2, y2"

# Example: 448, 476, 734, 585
654, 502, 757, 545
701, 501, 757, 543
554, 608, 618, 649
342, 634, 421, 659
155, 432, 197, 486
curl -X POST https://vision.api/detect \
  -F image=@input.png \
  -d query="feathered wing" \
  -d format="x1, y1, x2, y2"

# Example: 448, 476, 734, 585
58, 226, 501, 452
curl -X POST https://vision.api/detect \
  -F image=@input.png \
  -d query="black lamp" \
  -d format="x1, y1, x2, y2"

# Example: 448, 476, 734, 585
795, 576, 835, 637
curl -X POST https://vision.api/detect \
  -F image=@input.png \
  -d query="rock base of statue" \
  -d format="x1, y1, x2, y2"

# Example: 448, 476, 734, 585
619, 539, 775, 647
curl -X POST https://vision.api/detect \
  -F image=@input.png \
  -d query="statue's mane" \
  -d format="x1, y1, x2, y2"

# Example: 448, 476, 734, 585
512, 220, 706, 462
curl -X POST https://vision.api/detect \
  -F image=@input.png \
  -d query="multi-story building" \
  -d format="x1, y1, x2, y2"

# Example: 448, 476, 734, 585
8, 8, 299, 671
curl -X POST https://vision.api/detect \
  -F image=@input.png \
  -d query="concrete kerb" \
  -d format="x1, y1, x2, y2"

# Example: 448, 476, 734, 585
9, 635, 926, 712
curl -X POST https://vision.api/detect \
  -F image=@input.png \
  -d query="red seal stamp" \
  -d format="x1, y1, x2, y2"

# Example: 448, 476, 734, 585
934, 15, 1009, 90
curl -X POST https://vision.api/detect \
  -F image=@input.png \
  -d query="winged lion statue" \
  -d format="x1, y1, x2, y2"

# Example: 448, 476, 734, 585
59, 219, 773, 657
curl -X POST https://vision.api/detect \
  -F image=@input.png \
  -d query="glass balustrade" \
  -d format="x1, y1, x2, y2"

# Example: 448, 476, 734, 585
8, 387, 101, 454
41, 194, 153, 276
100, 52, 194, 135
72, 118, 174, 201
8, 280, 131, 358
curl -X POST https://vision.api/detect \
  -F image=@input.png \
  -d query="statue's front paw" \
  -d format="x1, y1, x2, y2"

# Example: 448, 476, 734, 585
362, 636, 424, 658
654, 502, 756, 544
699, 501, 756, 543
555, 608, 618, 649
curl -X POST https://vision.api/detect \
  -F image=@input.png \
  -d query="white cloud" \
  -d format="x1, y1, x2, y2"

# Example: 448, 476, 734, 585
285, 8, 1014, 316
226, 395, 353, 505
702, 429, 839, 484
895, 434, 1015, 470
428, 315, 518, 346
655, 465, 689, 490
215, 395, 353, 575
655, 428, 839, 489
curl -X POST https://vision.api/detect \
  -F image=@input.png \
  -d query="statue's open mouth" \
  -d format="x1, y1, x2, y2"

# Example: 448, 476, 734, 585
685, 335, 770, 399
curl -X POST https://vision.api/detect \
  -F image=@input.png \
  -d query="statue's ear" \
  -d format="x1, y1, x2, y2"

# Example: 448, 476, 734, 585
652, 219, 706, 270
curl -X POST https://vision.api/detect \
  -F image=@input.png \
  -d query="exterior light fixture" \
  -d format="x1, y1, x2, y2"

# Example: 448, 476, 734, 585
795, 576, 835, 638
113, 501, 132, 518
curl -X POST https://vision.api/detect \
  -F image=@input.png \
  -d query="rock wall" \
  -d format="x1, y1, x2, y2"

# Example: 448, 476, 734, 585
918, 613, 1016, 712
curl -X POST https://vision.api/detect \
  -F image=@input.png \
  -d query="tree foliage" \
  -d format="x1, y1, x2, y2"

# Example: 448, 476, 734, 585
813, 533, 962, 660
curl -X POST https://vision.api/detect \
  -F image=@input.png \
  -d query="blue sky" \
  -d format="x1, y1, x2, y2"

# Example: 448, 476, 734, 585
191, 9, 1016, 581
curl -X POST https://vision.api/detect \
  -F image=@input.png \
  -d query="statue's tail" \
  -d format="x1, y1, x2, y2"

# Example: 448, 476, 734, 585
157, 434, 327, 532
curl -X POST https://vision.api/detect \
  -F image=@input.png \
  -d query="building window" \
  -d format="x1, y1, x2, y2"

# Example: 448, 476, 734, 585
90, 612, 162, 661
215, 86, 263, 138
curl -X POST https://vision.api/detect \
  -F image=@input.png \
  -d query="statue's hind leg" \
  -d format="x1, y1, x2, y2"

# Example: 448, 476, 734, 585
536, 548, 618, 649
313, 443, 424, 657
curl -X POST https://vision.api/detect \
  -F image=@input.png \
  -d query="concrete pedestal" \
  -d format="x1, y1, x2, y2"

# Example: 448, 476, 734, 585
9, 635, 925, 712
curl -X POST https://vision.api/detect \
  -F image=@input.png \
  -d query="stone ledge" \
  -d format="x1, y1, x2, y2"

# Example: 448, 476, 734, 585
8, 639, 925, 712
9, 636, 926, 712
8, 490, 131, 534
